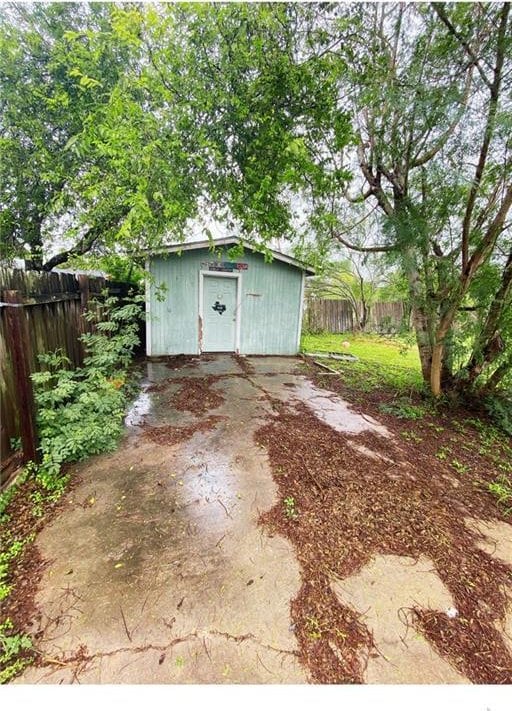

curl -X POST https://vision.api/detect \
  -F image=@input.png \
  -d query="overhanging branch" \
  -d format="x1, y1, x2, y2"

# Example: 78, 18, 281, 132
333, 232, 396, 253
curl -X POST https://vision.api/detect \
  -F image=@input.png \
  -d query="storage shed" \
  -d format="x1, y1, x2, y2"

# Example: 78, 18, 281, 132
145, 237, 314, 356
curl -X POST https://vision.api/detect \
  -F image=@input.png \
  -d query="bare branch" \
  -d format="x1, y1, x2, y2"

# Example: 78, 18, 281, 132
333, 233, 395, 254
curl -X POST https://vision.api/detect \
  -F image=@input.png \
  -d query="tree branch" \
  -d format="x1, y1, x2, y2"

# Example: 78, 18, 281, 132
432, 2, 493, 90
333, 233, 396, 253
42, 209, 128, 271
464, 182, 512, 283
410, 66, 473, 169
460, 2, 509, 270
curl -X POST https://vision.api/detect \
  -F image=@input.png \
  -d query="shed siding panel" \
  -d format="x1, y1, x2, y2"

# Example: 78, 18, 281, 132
149, 255, 200, 355
149, 248, 303, 356
239, 255, 302, 355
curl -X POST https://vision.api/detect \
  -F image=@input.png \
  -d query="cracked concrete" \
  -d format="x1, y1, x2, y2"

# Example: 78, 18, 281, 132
14, 355, 492, 684
17, 356, 308, 684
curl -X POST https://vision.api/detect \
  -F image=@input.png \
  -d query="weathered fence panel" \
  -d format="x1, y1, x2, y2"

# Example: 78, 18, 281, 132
304, 298, 407, 334
365, 301, 406, 332
0, 268, 137, 485
304, 299, 354, 333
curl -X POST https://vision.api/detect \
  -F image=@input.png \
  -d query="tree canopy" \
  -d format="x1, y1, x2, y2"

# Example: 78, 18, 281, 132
1, 2, 511, 399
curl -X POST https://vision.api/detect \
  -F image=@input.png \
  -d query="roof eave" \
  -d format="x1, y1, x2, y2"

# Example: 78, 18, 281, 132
141, 237, 315, 275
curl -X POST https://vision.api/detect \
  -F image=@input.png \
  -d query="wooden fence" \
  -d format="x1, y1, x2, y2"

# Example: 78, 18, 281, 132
0, 267, 136, 485
304, 298, 407, 334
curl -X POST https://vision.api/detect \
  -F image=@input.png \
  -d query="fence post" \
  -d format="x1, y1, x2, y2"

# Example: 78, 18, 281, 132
3, 290, 39, 464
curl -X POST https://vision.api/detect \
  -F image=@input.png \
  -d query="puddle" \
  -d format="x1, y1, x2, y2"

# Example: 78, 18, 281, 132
125, 391, 152, 428
292, 379, 390, 437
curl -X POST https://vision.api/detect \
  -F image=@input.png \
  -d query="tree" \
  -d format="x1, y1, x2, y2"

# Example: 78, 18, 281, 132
2, 3, 511, 400
0, 3, 206, 270
307, 252, 391, 331
158, 2, 511, 397
309, 3, 512, 397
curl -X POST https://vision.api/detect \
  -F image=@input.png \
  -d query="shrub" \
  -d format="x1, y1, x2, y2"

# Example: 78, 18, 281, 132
31, 291, 144, 490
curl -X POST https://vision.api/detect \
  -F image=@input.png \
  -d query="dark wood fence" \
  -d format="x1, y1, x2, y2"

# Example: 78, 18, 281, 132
304, 298, 407, 334
0, 268, 136, 485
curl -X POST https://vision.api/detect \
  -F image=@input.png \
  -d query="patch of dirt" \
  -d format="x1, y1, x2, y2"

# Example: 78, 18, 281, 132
233, 354, 255, 375
0, 470, 81, 678
165, 355, 203, 370
256, 399, 512, 684
168, 376, 225, 415
141, 415, 225, 446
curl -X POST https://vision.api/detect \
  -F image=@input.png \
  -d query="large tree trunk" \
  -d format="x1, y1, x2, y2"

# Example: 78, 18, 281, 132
430, 341, 444, 397
411, 303, 433, 383
480, 355, 512, 395
404, 245, 434, 384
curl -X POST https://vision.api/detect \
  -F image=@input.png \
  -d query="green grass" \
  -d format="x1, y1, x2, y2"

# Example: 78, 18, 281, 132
301, 332, 423, 393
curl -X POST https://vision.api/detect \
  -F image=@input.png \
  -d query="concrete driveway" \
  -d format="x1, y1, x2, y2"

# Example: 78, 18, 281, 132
16, 354, 491, 684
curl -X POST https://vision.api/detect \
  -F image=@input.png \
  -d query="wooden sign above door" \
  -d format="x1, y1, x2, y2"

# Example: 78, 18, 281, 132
201, 261, 248, 273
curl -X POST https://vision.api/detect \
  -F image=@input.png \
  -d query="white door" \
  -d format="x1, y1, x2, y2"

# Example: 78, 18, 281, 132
202, 275, 237, 352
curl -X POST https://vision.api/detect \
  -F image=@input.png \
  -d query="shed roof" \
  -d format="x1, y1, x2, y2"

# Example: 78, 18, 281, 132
144, 237, 315, 275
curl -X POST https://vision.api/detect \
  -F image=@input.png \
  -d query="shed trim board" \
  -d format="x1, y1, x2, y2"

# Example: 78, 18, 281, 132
296, 270, 306, 351
144, 258, 152, 357
198, 270, 242, 353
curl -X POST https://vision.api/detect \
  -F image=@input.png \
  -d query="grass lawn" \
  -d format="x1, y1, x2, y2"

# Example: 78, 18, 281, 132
301, 331, 423, 393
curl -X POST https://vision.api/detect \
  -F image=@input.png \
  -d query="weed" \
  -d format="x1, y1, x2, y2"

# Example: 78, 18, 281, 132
378, 401, 426, 420
31, 291, 143, 491
483, 395, 512, 437
400, 430, 423, 444
9, 438, 21, 452
427, 423, 445, 433
0, 537, 34, 603
0, 620, 32, 684
451, 459, 469, 475
305, 616, 322, 640
284, 496, 298, 520
435, 446, 451, 461
488, 475, 512, 515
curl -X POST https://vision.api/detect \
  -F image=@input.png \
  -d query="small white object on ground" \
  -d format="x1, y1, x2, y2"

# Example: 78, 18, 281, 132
341, 340, 350, 349
446, 607, 459, 618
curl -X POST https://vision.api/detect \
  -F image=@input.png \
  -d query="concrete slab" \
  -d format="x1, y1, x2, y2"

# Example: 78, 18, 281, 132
332, 555, 467, 684
244, 356, 304, 375
464, 517, 512, 654
17, 357, 305, 684
14, 355, 506, 684
464, 517, 512, 567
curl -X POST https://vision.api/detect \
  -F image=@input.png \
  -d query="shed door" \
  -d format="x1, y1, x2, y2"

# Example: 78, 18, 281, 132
202, 275, 237, 352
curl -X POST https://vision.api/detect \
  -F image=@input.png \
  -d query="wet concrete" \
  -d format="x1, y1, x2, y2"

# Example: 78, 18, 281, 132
14, 355, 497, 684
18, 355, 306, 683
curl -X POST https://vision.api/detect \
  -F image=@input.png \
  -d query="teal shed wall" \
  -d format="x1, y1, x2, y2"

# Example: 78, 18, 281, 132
146, 247, 305, 356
